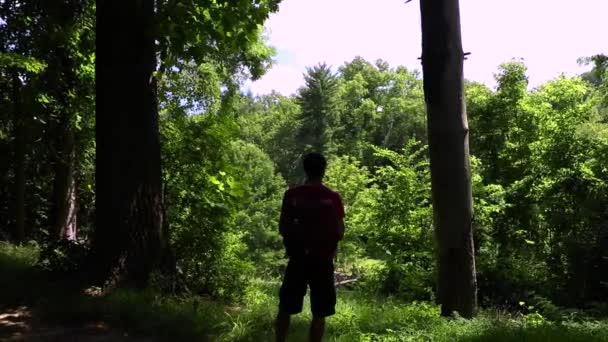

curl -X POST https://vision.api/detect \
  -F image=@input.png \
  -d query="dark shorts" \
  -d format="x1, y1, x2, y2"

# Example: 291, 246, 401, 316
278, 258, 336, 317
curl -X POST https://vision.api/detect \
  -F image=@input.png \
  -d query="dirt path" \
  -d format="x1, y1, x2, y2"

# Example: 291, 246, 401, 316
0, 306, 158, 342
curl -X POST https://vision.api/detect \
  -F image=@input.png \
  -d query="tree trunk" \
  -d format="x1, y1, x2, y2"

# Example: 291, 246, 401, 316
47, 45, 79, 241
419, 0, 477, 317
12, 71, 26, 243
90, 0, 168, 288
50, 120, 77, 240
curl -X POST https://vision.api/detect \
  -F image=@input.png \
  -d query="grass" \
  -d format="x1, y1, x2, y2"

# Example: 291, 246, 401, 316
1, 242, 608, 341
223, 285, 608, 342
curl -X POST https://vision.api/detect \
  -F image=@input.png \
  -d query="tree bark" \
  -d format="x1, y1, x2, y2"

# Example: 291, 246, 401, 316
48, 47, 78, 241
50, 120, 77, 241
12, 70, 26, 243
419, 0, 477, 317
90, 0, 168, 288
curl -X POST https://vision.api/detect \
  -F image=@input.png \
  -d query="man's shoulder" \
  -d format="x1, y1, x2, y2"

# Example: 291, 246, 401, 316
285, 183, 341, 197
321, 185, 342, 200
284, 185, 303, 196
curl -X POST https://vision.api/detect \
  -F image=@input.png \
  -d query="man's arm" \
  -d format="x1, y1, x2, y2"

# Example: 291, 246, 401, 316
278, 191, 291, 237
335, 193, 345, 241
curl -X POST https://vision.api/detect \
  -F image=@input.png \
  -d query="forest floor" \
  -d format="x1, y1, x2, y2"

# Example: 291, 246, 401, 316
0, 305, 157, 341
0, 243, 162, 341
2, 243, 608, 342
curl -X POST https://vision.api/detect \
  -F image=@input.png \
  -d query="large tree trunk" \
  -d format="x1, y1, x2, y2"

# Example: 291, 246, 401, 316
419, 0, 477, 317
12, 71, 26, 243
90, 0, 168, 288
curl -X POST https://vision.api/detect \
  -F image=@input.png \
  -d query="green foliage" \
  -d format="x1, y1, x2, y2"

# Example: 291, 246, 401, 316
323, 142, 436, 299
363, 141, 434, 299
465, 62, 608, 306
0, 241, 39, 271
350, 258, 388, 294
162, 111, 248, 299
152, 0, 286, 296
325, 155, 375, 207
227, 140, 286, 276
335, 58, 426, 158
155, 0, 282, 117
324, 155, 379, 264
159, 61, 225, 116
157, 0, 280, 80
236, 92, 302, 183
0, 0, 96, 241
0, 53, 47, 74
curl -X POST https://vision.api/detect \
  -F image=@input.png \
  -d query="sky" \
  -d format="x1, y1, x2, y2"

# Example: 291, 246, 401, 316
246, 0, 608, 96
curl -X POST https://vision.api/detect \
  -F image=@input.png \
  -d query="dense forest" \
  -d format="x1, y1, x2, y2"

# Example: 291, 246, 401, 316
1, 0, 607, 340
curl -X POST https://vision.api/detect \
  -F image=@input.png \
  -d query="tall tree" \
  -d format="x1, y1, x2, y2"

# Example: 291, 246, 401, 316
92, 0, 281, 288
296, 63, 339, 156
579, 54, 608, 119
92, 0, 167, 287
44, 0, 95, 241
579, 54, 608, 88
419, 0, 477, 317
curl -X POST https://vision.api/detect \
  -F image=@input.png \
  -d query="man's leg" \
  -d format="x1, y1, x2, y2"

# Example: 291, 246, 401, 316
275, 312, 291, 342
309, 316, 325, 342
277, 258, 307, 341
309, 260, 336, 342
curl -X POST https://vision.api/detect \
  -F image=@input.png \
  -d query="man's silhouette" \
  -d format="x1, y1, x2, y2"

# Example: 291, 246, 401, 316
275, 152, 345, 342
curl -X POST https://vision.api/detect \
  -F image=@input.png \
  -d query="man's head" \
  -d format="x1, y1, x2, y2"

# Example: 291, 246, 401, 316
302, 152, 327, 181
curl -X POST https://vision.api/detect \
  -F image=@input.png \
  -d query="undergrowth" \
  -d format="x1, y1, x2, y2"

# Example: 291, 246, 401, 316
1, 243, 607, 341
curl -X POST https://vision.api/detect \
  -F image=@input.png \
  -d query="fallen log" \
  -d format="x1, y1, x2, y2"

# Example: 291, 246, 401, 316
335, 278, 359, 287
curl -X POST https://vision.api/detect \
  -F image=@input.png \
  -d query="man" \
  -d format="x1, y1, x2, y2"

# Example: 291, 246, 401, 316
275, 152, 345, 342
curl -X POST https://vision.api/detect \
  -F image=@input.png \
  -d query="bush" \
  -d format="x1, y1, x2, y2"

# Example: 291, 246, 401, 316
162, 113, 248, 300
227, 140, 286, 278
353, 258, 388, 294
36, 238, 89, 276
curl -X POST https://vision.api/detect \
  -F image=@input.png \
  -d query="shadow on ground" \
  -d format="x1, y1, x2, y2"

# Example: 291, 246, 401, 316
0, 305, 161, 341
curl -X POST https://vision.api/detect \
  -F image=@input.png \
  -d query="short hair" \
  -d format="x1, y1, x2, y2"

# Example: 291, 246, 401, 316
302, 152, 327, 179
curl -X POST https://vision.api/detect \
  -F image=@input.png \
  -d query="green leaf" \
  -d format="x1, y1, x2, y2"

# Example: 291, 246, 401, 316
38, 94, 50, 104
74, 114, 82, 130
209, 175, 225, 191
202, 8, 211, 21
0, 53, 47, 74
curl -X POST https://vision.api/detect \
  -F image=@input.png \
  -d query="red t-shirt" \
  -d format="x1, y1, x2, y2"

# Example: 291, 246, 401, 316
279, 183, 345, 260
